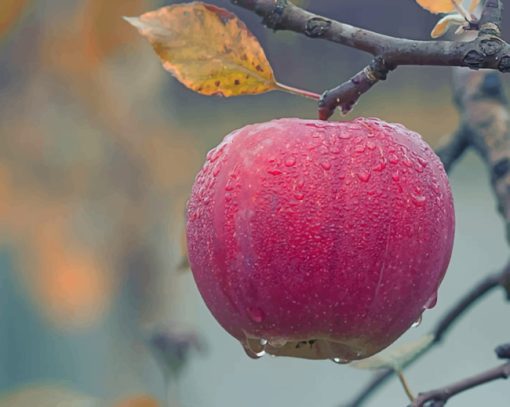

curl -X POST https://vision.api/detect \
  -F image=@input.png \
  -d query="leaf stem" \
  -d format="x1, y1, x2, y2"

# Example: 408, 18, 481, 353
275, 82, 321, 101
397, 370, 415, 402
451, 0, 474, 22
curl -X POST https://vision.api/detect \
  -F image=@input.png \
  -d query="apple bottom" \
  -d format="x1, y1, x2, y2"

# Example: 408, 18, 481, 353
240, 334, 384, 362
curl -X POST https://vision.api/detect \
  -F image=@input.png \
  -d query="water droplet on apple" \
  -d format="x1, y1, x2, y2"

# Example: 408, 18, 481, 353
294, 192, 305, 200
373, 160, 386, 172
392, 171, 400, 182
354, 144, 366, 153
330, 357, 350, 364
389, 154, 399, 164
357, 170, 371, 182
320, 161, 332, 170
411, 314, 422, 328
417, 157, 428, 168
424, 292, 438, 309
246, 306, 265, 323
207, 144, 225, 162
206, 149, 216, 162
411, 193, 427, 207
242, 342, 266, 359
268, 169, 282, 175
285, 157, 296, 167
367, 141, 376, 150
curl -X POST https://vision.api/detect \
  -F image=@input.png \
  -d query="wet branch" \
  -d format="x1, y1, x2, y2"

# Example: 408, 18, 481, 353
340, 262, 510, 407
230, 0, 509, 119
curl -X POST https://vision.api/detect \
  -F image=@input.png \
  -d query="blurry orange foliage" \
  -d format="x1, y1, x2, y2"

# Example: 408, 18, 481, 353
43, 0, 147, 75
0, 0, 30, 40
114, 395, 160, 407
0, 0, 199, 330
27, 221, 114, 329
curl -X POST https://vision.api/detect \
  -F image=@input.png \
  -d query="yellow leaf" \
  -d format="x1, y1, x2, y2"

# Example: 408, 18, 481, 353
416, 0, 457, 13
431, 14, 465, 38
125, 2, 277, 97
416, 0, 479, 14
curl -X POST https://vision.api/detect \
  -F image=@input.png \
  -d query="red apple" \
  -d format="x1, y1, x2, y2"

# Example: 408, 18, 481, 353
186, 117, 454, 361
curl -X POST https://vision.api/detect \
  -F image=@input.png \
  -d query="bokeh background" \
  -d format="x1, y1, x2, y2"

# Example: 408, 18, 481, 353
0, 0, 509, 406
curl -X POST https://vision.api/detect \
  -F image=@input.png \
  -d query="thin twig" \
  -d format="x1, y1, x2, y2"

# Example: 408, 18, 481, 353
433, 271, 503, 343
434, 129, 469, 173
411, 362, 510, 406
318, 58, 392, 118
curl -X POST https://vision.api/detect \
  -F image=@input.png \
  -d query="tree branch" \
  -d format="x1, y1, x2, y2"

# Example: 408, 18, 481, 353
411, 361, 510, 407
318, 57, 392, 120
340, 262, 510, 407
230, 0, 510, 119
452, 69, 510, 243
478, 0, 503, 32
434, 129, 470, 173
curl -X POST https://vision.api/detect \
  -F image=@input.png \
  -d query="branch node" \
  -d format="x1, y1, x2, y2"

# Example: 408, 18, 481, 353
463, 50, 485, 69
305, 17, 331, 38
495, 343, 510, 360
261, 0, 288, 30
498, 56, 510, 73
369, 56, 392, 80
479, 22, 501, 36
479, 37, 504, 56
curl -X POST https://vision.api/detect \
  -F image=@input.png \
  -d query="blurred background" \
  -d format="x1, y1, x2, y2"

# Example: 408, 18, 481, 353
0, 0, 509, 406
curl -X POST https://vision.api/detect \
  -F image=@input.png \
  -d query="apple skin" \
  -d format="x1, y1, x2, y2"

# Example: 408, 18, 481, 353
186, 117, 455, 361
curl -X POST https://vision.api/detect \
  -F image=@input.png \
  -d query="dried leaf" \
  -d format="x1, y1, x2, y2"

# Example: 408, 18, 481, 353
125, 2, 277, 97
431, 14, 466, 38
416, 0, 479, 14
350, 334, 434, 371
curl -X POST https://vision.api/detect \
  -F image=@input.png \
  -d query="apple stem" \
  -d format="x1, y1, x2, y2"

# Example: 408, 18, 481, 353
397, 370, 416, 402
275, 82, 322, 101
